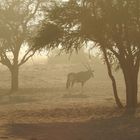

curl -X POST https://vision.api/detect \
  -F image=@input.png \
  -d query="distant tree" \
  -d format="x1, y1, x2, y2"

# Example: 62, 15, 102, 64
33, 0, 140, 112
0, 0, 45, 92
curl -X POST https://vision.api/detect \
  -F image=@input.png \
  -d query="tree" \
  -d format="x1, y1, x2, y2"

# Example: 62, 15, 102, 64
81, 0, 140, 111
0, 0, 44, 92
32, 0, 123, 108
33, 0, 140, 111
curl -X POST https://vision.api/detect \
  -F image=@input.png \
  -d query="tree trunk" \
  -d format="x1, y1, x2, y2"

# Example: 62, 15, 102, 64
123, 68, 138, 112
10, 65, 19, 92
102, 47, 123, 108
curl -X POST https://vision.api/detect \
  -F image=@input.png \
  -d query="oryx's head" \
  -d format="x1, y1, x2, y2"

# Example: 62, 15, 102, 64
82, 62, 94, 78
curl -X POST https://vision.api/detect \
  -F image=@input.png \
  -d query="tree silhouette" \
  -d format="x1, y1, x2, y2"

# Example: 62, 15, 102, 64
33, 0, 140, 111
33, 0, 123, 108
0, 0, 44, 92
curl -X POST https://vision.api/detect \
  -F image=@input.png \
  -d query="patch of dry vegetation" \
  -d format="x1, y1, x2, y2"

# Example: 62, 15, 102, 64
0, 61, 139, 139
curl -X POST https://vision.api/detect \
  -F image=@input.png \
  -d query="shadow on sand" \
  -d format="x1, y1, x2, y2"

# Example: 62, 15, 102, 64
0, 87, 65, 105
0, 95, 38, 105
6, 115, 140, 140
63, 93, 89, 98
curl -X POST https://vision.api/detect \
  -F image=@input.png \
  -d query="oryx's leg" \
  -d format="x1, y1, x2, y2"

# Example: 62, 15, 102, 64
81, 82, 85, 94
68, 81, 74, 94
66, 79, 71, 95
67, 81, 71, 94
69, 81, 74, 94
71, 81, 75, 88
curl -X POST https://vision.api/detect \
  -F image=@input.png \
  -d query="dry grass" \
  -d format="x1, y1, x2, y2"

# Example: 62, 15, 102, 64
0, 58, 140, 140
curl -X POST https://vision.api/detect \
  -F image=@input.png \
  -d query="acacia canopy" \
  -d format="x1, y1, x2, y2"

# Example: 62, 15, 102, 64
33, 0, 140, 110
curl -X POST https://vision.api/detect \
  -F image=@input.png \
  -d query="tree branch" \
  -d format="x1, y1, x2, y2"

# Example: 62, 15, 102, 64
24, 0, 41, 26
18, 48, 36, 66
0, 51, 12, 69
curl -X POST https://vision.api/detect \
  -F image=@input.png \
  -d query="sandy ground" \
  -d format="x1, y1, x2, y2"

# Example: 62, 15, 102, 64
0, 60, 140, 140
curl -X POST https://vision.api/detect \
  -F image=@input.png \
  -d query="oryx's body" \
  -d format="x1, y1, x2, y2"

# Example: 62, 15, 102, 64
66, 70, 94, 89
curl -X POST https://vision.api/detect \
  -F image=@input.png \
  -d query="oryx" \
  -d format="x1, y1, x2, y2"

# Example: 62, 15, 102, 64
66, 63, 94, 90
